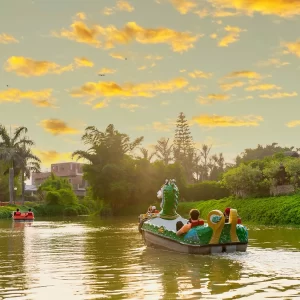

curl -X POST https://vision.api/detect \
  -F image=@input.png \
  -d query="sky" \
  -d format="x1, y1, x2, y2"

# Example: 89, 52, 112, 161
1, 0, 300, 171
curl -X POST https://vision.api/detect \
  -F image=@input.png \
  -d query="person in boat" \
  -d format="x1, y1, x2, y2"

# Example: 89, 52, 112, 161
14, 208, 21, 216
26, 208, 33, 217
176, 209, 204, 236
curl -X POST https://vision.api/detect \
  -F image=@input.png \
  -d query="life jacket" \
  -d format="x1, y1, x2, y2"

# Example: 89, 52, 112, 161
27, 212, 33, 216
15, 211, 21, 216
237, 217, 242, 224
190, 219, 204, 228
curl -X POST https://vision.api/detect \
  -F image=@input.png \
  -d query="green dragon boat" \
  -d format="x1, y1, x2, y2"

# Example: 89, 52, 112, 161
139, 180, 248, 255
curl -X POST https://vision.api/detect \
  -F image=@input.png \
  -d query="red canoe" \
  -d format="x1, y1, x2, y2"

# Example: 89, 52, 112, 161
12, 212, 34, 221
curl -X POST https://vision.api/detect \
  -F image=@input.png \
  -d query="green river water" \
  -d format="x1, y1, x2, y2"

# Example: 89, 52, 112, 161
0, 217, 299, 299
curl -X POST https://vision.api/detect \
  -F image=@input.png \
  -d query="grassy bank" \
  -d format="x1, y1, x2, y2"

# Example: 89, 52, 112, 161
177, 194, 300, 225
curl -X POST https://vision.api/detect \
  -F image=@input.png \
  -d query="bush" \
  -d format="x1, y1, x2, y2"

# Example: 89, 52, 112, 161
64, 206, 78, 216
76, 204, 90, 215
58, 189, 78, 206
24, 194, 40, 202
45, 191, 63, 205
184, 181, 229, 201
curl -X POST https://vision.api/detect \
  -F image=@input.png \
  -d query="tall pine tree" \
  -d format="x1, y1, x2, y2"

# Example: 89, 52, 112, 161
173, 112, 195, 183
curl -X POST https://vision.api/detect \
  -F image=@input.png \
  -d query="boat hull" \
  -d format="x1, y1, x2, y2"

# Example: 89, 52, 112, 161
142, 230, 248, 255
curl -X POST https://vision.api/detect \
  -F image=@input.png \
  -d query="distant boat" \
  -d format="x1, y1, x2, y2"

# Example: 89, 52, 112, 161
12, 211, 34, 221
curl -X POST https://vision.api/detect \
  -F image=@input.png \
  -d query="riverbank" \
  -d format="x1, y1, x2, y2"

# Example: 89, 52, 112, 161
177, 194, 300, 225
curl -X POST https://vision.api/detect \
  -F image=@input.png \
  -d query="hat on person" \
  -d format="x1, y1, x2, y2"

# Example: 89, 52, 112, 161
225, 207, 231, 215
152, 206, 156, 210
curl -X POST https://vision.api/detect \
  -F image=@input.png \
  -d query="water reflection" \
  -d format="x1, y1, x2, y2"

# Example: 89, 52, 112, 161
0, 218, 299, 299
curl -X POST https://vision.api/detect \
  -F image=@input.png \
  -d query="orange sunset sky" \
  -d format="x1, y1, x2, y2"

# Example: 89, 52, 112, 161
1, 0, 300, 170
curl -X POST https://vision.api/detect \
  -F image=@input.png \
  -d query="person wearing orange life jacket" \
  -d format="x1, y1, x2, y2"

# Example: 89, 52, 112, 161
176, 209, 204, 236
224, 207, 242, 224
14, 208, 21, 216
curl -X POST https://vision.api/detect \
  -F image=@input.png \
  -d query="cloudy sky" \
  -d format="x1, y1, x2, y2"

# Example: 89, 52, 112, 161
1, 0, 300, 169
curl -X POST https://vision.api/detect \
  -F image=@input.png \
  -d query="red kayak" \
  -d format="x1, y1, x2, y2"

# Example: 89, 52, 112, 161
12, 212, 34, 221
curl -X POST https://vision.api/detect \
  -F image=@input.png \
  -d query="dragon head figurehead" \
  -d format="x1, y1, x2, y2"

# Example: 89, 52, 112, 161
159, 179, 180, 220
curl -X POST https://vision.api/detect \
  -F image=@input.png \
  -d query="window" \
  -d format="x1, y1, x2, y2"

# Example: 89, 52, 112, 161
69, 178, 72, 183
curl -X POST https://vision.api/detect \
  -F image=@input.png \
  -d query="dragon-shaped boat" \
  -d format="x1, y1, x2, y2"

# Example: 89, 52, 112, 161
139, 180, 248, 255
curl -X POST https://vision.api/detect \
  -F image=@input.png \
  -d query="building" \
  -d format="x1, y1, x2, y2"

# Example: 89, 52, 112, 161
32, 162, 88, 197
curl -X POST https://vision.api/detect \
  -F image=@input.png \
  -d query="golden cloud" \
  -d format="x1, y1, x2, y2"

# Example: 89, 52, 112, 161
5, 56, 73, 77
226, 70, 262, 79
92, 100, 110, 110
286, 120, 300, 128
75, 12, 86, 20
186, 85, 201, 92
32, 149, 74, 167
245, 84, 281, 91
138, 65, 147, 71
259, 92, 297, 99
0, 33, 19, 44
109, 52, 127, 60
257, 58, 290, 68
218, 25, 246, 47
74, 57, 94, 67
120, 103, 141, 112
145, 55, 163, 60
188, 70, 213, 79
136, 120, 175, 132
210, 33, 218, 39
102, 0, 134, 15
192, 114, 263, 127
52, 21, 201, 52
70, 77, 189, 100
220, 81, 245, 91
170, 0, 197, 14
213, 10, 240, 17
209, 0, 300, 17
197, 94, 230, 104
98, 68, 116, 74
0, 88, 56, 107
39, 119, 80, 135
283, 40, 300, 57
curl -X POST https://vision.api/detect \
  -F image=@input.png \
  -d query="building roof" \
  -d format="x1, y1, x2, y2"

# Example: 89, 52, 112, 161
25, 185, 38, 192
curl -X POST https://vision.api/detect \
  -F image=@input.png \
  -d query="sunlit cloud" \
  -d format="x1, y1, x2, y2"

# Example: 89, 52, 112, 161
5, 56, 73, 77
136, 119, 175, 132
283, 40, 300, 57
169, 0, 197, 14
75, 12, 86, 20
213, 10, 240, 17
220, 81, 245, 91
74, 57, 94, 67
70, 77, 189, 100
137, 65, 147, 71
0, 33, 19, 44
210, 33, 218, 39
39, 119, 80, 135
0, 88, 56, 107
225, 70, 262, 79
102, 0, 134, 15
32, 149, 74, 167
245, 84, 282, 91
209, 0, 300, 17
186, 85, 201, 92
92, 99, 110, 110
197, 94, 230, 104
52, 21, 201, 52
257, 58, 290, 68
109, 52, 127, 60
259, 92, 297, 99
218, 25, 246, 47
192, 114, 263, 127
120, 103, 141, 112
188, 70, 213, 79
286, 120, 300, 128
194, 9, 209, 17
145, 55, 163, 60
98, 68, 116, 74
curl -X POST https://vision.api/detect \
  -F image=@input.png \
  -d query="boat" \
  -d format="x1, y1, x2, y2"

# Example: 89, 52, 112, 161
139, 180, 248, 255
12, 211, 34, 221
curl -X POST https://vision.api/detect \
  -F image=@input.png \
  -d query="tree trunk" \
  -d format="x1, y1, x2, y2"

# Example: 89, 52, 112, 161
21, 171, 25, 205
9, 167, 14, 205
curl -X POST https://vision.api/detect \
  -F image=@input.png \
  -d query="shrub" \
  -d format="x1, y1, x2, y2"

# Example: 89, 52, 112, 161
64, 206, 78, 216
58, 189, 78, 206
45, 191, 63, 205
185, 181, 229, 201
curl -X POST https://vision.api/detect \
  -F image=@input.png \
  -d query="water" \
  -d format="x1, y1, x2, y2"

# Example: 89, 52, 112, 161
0, 217, 300, 300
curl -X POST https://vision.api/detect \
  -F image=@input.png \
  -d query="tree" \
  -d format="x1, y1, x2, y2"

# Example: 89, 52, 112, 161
155, 138, 173, 165
16, 146, 41, 204
0, 125, 34, 204
173, 112, 195, 182
137, 147, 156, 162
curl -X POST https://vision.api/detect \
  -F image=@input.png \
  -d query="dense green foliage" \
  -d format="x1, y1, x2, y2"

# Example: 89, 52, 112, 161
178, 194, 300, 225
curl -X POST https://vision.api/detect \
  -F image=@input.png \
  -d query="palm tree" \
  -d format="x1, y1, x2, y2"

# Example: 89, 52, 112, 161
0, 125, 34, 204
16, 146, 41, 204
155, 138, 173, 165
